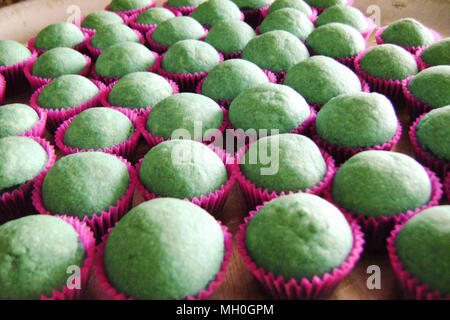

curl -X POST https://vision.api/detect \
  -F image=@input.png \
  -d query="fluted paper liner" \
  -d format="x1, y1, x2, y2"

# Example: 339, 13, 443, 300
0, 51, 38, 95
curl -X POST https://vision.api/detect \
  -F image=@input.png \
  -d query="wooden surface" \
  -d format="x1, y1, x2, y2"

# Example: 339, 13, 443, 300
1, 0, 449, 300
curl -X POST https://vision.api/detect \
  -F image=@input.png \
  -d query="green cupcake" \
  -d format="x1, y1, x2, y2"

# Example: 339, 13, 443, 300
192, 0, 242, 26
204, 20, 256, 54
331, 150, 431, 217
315, 4, 368, 31
34, 22, 85, 50
37, 75, 99, 110
81, 11, 124, 30
259, 8, 314, 41
42, 152, 130, 218
151, 17, 205, 47
231, 0, 274, 10
109, 0, 154, 11
108, 72, 174, 109
381, 18, 434, 48
136, 8, 175, 25
0, 104, 39, 138
242, 30, 309, 72
167, 0, 207, 6
32, 48, 87, 79
104, 198, 224, 300
0, 40, 32, 67
146, 93, 223, 140
407, 66, 450, 108
161, 40, 221, 74
91, 24, 140, 50
304, 0, 346, 8
420, 38, 450, 67
267, 0, 312, 16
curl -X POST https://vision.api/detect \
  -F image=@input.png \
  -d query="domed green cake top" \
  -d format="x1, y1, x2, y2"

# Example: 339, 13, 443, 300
284, 55, 362, 105
246, 193, 353, 280
420, 38, 450, 67
146, 93, 223, 140
259, 8, 314, 41
204, 20, 256, 53
109, 0, 154, 11
395, 205, 450, 296
242, 30, 309, 72
151, 17, 205, 47
381, 18, 434, 48
0, 104, 39, 138
192, 0, 242, 26
267, 0, 312, 16
34, 22, 85, 50
42, 152, 130, 218
32, 47, 87, 79
104, 197, 224, 300
231, 0, 274, 10
331, 150, 432, 217
0, 40, 32, 67
167, 0, 207, 6
139, 139, 228, 199
304, 0, 346, 8
240, 133, 327, 193
0, 215, 85, 300
136, 7, 175, 25
37, 75, 99, 110
316, 92, 398, 148
91, 24, 140, 50
81, 10, 124, 30
315, 4, 368, 31
407, 66, 450, 108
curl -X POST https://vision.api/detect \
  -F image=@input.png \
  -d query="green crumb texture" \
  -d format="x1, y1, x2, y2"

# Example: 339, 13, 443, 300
91, 24, 140, 50
231, 0, 274, 10
381, 18, 434, 48
259, 8, 314, 41
192, 0, 242, 26
32, 48, 87, 79
420, 38, 450, 66
407, 66, 450, 108
109, 0, 154, 11
151, 17, 205, 47
34, 23, 85, 50
315, 4, 368, 31
267, 0, 312, 16
304, 0, 346, 8
81, 11, 124, 30
0, 40, 32, 67
0, 104, 39, 138
205, 20, 256, 53
136, 8, 175, 25
167, 0, 207, 7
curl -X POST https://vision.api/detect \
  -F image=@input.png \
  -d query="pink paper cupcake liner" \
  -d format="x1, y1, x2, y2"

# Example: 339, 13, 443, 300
375, 25, 442, 55
0, 136, 56, 224
241, 4, 271, 29
409, 112, 449, 179
54, 108, 141, 159
41, 216, 96, 300
29, 79, 106, 132
220, 51, 242, 60
414, 47, 431, 71
323, 167, 443, 251
0, 74, 5, 105
237, 209, 364, 300
311, 120, 403, 165
128, 10, 182, 34
261, 5, 318, 23
87, 29, 145, 60
402, 76, 441, 122
27, 32, 90, 56
72, 14, 129, 36
24, 53, 91, 89
145, 27, 208, 55
314, 0, 354, 15
162, 1, 197, 16
93, 221, 233, 300
386, 221, 450, 300
361, 16, 377, 42
105, 2, 157, 17
135, 146, 235, 216
0, 51, 37, 96
445, 172, 450, 202
21, 106, 47, 138
32, 154, 136, 238
234, 145, 336, 210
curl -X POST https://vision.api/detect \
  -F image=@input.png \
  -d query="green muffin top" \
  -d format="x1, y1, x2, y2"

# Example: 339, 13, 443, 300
315, 4, 368, 31
32, 47, 87, 79
109, 0, 154, 11
192, 0, 242, 26
332, 150, 431, 217
0, 215, 85, 300
229, 83, 310, 135
0, 104, 39, 138
64, 107, 135, 151
304, 0, 346, 8
37, 75, 99, 110
151, 17, 205, 47
201, 59, 269, 101
407, 66, 450, 108
306, 23, 365, 58
395, 205, 450, 296
81, 10, 124, 30
316, 92, 398, 148
420, 38, 450, 67
259, 8, 314, 41
95, 42, 156, 78
167, 0, 207, 6
0, 40, 32, 67
0, 136, 48, 194
108, 72, 174, 109
42, 152, 130, 218
240, 134, 327, 193
204, 20, 256, 53
139, 139, 228, 199
284, 55, 361, 105
231, 0, 274, 10
104, 198, 224, 300
359, 44, 418, 80
267, 0, 312, 16
242, 30, 309, 72
245, 193, 353, 280
146, 93, 223, 140
416, 106, 450, 161
91, 24, 140, 50
34, 22, 85, 50
161, 40, 221, 74
381, 18, 434, 48
136, 7, 175, 25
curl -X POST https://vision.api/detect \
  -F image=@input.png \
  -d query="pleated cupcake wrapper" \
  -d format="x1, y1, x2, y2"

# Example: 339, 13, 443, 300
21, 106, 47, 138
24, 53, 91, 89
135, 146, 235, 216
105, 2, 157, 18
261, 5, 318, 23
386, 221, 450, 300
402, 76, 439, 122
72, 14, 129, 37
93, 221, 233, 300
409, 112, 449, 179
0, 136, 56, 225
241, 4, 271, 29
375, 26, 442, 55
323, 167, 443, 251
234, 145, 336, 211
445, 172, 450, 202
145, 27, 208, 55
90, 51, 159, 85
221, 51, 242, 60
0, 51, 37, 96
29, 80, 106, 132
32, 154, 137, 238
361, 16, 377, 42
414, 47, 431, 71
0, 74, 5, 105
313, 0, 354, 15
41, 216, 96, 300
162, 2, 197, 16
237, 209, 364, 300
311, 120, 403, 165
54, 108, 141, 160
137, 106, 229, 148
87, 29, 145, 60
27, 32, 90, 56
195, 69, 277, 109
